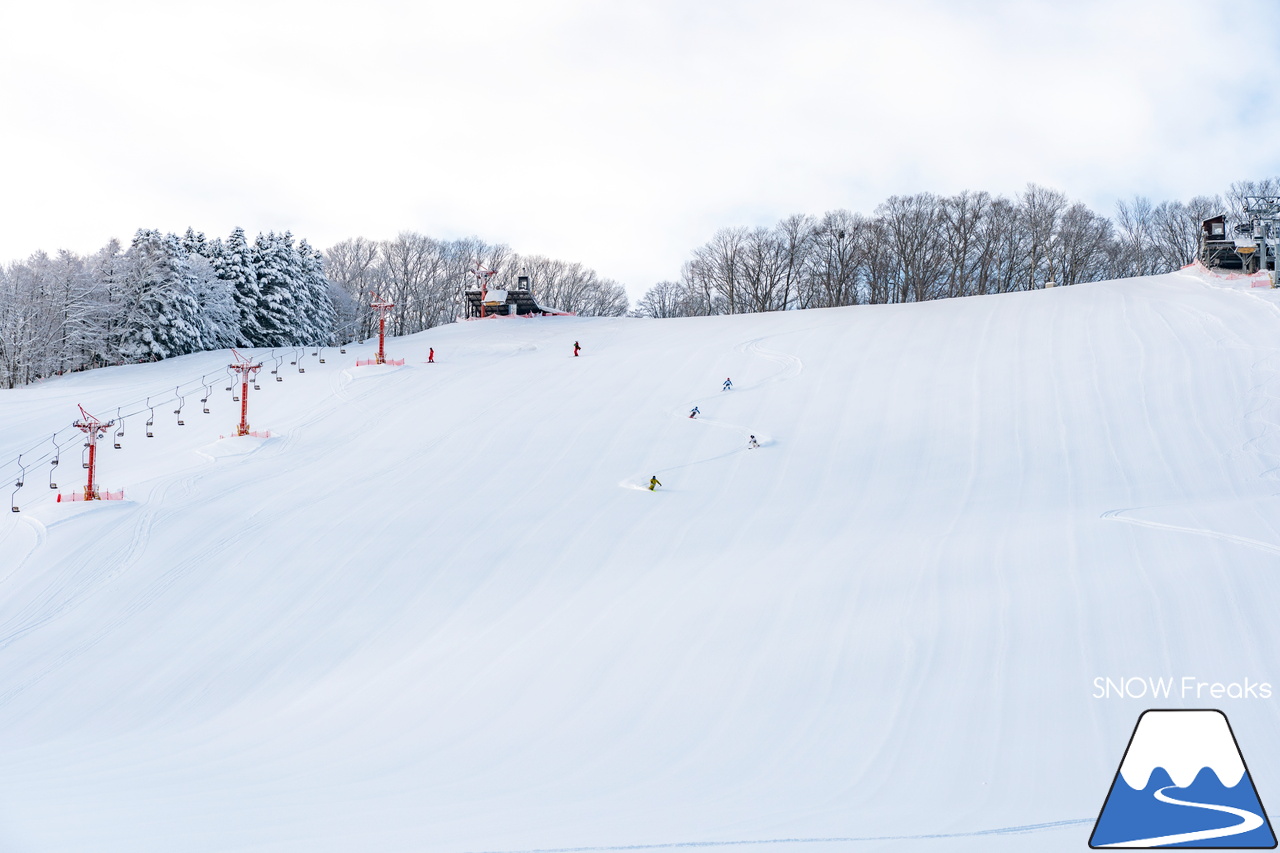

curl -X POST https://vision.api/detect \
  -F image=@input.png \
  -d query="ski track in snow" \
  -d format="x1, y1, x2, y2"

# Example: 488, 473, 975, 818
461, 818, 1093, 853
1101, 507, 1280, 557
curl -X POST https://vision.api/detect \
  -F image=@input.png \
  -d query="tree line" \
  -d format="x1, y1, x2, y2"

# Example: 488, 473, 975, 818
0, 225, 630, 388
0, 228, 336, 388
323, 233, 629, 341
632, 179, 1280, 317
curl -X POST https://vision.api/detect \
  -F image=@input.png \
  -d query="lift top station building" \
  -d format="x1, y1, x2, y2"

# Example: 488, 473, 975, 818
463, 267, 572, 319
1199, 196, 1280, 277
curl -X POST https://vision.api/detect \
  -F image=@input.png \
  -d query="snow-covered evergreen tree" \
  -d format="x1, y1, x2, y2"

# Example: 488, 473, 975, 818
182, 227, 209, 258
215, 227, 266, 346
112, 230, 203, 361
297, 239, 336, 345
252, 231, 303, 347
189, 253, 239, 350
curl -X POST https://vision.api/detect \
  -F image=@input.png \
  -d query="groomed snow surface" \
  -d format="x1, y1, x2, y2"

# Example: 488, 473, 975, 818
3, 267, 1280, 852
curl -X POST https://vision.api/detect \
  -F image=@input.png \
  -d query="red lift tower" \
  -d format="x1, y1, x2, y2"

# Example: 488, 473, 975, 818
73, 405, 113, 501
229, 349, 264, 436
370, 293, 395, 364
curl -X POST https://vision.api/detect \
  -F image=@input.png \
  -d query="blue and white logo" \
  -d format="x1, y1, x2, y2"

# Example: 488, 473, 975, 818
1091, 709, 1276, 848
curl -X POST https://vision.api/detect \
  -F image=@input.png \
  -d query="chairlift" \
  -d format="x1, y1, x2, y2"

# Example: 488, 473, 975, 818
11, 454, 26, 512
174, 386, 185, 426
113, 408, 124, 448
48, 435, 60, 489
319, 347, 326, 364
146, 398, 155, 438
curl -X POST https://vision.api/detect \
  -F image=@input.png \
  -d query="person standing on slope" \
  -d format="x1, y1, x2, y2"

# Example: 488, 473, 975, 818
573, 341, 581, 357
428, 347, 435, 363
648, 475, 662, 491
689, 406, 700, 418
722, 377, 732, 391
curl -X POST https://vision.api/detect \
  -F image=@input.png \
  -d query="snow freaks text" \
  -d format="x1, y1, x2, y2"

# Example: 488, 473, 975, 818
1093, 677, 1273, 700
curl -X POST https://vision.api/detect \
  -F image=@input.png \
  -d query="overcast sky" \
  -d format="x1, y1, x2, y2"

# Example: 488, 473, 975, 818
3, 0, 1279, 300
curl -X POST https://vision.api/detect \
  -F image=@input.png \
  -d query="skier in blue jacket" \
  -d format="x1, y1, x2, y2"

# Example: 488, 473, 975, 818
722, 377, 732, 391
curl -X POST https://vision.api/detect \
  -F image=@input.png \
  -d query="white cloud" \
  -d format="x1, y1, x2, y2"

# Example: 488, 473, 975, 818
2, 0, 1278, 299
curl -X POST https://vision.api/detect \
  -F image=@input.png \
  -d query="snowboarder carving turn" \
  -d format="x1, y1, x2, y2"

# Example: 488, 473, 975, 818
573, 341, 581, 357
689, 406, 700, 418
648, 475, 662, 491
748, 435, 759, 449
722, 377, 732, 391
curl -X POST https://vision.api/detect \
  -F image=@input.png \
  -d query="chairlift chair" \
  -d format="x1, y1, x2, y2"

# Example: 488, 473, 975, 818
146, 403, 155, 438
48, 436, 60, 489
12, 455, 25, 512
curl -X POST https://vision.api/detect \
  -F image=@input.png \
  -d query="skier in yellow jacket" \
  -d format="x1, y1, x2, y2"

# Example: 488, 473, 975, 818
648, 475, 662, 491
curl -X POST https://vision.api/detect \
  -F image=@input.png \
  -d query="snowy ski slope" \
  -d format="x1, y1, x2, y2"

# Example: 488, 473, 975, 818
2, 266, 1280, 851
